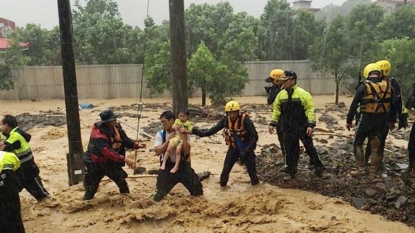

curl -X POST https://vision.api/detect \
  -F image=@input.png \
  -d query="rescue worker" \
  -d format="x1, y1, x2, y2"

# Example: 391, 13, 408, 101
83, 110, 145, 200
0, 150, 25, 233
376, 60, 408, 130
192, 101, 260, 187
269, 70, 324, 178
151, 110, 203, 201
346, 63, 396, 179
265, 69, 286, 157
403, 84, 415, 176
0, 114, 50, 202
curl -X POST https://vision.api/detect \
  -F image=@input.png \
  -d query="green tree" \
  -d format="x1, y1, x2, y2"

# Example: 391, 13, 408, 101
72, 0, 141, 64
346, 4, 384, 64
290, 10, 326, 60
7, 24, 61, 65
0, 42, 29, 91
308, 16, 355, 104
259, 0, 293, 60
188, 42, 248, 106
377, 6, 415, 41
376, 37, 415, 98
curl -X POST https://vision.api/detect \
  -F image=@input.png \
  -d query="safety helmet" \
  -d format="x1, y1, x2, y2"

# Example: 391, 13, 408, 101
363, 63, 381, 79
225, 100, 240, 112
375, 60, 391, 76
266, 69, 285, 84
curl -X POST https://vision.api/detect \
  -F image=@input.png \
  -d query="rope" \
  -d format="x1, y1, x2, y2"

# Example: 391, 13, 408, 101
135, 0, 151, 162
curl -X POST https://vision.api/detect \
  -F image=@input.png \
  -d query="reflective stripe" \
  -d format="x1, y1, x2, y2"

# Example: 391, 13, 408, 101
19, 153, 33, 163
15, 148, 31, 157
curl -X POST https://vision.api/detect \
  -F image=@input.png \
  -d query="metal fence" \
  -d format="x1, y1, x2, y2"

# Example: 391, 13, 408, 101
0, 61, 346, 100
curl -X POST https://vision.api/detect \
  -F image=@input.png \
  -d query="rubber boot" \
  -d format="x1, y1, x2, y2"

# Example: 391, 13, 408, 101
369, 137, 382, 181
403, 159, 415, 178
351, 144, 366, 176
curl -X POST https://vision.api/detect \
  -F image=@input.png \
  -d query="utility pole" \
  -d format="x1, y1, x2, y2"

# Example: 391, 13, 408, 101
169, 0, 188, 115
57, 0, 85, 186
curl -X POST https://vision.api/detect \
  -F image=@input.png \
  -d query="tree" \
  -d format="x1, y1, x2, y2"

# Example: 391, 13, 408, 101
188, 42, 249, 106
72, 0, 141, 64
308, 16, 355, 104
290, 10, 326, 60
346, 4, 384, 65
7, 24, 62, 65
377, 6, 415, 41
376, 37, 415, 98
259, 0, 293, 60
0, 42, 29, 91
144, 41, 171, 95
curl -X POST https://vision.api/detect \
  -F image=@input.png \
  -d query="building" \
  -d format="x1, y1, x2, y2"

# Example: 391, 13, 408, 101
292, 0, 320, 13
376, 0, 415, 16
0, 18, 16, 38
0, 17, 29, 51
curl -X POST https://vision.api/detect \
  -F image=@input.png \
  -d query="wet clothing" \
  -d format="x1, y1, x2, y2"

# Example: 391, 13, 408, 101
0, 151, 25, 233
151, 130, 202, 201
2, 127, 50, 201
151, 159, 202, 202
271, 85, 323, 176
266, 84, 286, 156
406, 89, 415, 167
347, 78, 396, 173
265, 84, 282, 105
193, 113, 259, 186
83, 122, 140, 200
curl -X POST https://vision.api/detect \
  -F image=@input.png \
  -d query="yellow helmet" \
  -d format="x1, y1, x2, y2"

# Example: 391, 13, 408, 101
375, 60, 391, 76
225, 100, 240, 112
266, 69, 285, 84
363, 63, 381, 79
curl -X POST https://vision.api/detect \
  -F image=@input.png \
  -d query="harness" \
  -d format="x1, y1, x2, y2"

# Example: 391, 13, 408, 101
223, 114, 248, 148
111, 126, 122, 150
361, 80, 392, 113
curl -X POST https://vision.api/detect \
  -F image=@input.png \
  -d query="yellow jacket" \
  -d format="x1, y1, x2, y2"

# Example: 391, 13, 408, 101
271, 85, 316, 129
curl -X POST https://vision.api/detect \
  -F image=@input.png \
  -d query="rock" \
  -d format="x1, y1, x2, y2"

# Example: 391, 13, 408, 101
337, 102, 346, 108
395, 196, 408, 209
365, 189, 377, 197
351, 196, 366, 209
133, 167, 146, 174
318, 113, 338, 125
396, 163, 409, 170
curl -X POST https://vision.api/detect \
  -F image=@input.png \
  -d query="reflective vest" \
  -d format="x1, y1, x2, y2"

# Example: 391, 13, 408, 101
6, 127, 33, 163
0, 151, 21, 172
223, 114, 248, 148
361, 80, 392, 114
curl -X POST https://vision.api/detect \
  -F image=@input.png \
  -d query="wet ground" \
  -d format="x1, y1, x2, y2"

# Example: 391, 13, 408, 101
14, 102, 415, 227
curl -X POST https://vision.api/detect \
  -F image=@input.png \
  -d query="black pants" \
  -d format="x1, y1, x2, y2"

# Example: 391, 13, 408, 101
283, 129, 323, 174
408, 123, 415, 163
0, 171, 26, 233
354, 117, 388, 168
83, 161, 129, 200
220, 147, 259, 187
151, 161, 203, 202
300, 134, 323, 167
15, 158, 49, 201
276, 124, 286, 156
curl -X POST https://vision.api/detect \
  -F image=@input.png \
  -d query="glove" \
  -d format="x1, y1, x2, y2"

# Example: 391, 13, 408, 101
192, 128, 204, 137
133, 141, 146, 149
398, 113, 408, 130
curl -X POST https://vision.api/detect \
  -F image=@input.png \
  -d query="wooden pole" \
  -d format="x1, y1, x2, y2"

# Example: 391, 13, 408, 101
57, 0, 85, 185
169, 0, 188, 115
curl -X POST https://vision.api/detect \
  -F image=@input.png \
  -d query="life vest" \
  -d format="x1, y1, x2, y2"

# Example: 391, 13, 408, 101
111, 126, 122, 150
361, 80, 392, 113
223, 113, 248, 148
